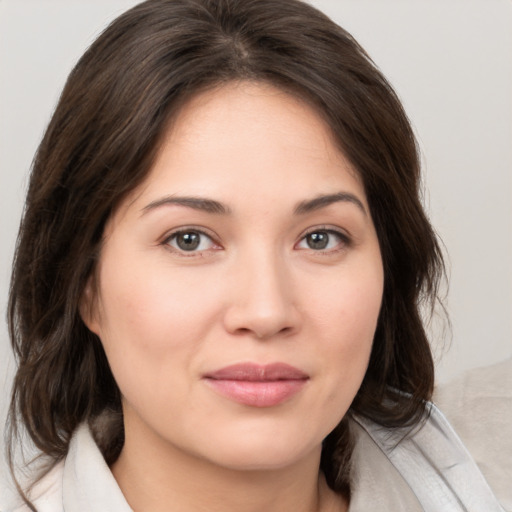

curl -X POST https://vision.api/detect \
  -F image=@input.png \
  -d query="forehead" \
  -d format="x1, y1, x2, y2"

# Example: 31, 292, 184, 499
115, 81, 366, 220
165, 81, 347, 166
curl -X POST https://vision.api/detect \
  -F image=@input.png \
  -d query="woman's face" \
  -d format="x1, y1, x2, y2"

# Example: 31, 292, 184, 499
84, 82, 383, 471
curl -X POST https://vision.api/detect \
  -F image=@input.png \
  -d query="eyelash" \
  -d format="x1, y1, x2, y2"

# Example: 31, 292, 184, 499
161, 226, 351, 256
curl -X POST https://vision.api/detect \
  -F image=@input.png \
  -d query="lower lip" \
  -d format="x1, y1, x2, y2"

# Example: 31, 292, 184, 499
204, 379, 307, 407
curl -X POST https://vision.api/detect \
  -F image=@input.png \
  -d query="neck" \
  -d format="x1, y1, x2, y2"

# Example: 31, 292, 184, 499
111, 416, 347, 512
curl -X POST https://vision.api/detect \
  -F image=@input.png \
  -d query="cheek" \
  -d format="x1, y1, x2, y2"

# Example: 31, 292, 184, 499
305, 260, 383, 400
309, 260, 383, 340
93, 254, 221, 399
97, 252, 213, 341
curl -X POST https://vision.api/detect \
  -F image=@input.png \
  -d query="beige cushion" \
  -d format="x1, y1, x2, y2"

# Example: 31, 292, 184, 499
434, 358, 512, 511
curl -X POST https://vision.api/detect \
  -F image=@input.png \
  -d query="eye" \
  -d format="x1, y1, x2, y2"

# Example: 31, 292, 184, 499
296, 229, 348, 251
165, 229, 218, 253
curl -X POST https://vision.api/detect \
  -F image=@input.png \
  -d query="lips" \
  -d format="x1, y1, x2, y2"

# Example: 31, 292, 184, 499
203, 363, 309, 407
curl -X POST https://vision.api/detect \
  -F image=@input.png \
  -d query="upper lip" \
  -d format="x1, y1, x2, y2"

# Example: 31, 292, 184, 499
204, 363, 309, 382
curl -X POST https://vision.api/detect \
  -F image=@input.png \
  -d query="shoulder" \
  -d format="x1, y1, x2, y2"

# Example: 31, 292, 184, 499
434, 358, 512, 510
348, 418, 423, 511
350, 399, 505, 511
3, 422, 132, 512
1, 421, 130, 512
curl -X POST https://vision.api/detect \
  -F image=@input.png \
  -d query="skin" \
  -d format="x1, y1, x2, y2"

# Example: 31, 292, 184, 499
82, 82, 384, 512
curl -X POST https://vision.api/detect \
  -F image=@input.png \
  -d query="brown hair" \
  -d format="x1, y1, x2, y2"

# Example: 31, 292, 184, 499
7, 0, 444, 506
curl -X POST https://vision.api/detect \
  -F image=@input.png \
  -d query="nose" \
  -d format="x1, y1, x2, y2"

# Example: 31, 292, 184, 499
222, 250, 301, 340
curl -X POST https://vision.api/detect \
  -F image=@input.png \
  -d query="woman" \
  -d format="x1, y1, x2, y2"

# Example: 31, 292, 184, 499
3, 0, 504, 510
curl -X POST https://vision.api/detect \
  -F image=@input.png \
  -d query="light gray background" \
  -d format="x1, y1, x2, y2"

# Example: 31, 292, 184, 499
1, 0, 511, 488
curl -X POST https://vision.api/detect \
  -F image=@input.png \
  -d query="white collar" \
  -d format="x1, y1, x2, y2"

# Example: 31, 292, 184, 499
12, 403, 503, 511
350, 404, 505, 511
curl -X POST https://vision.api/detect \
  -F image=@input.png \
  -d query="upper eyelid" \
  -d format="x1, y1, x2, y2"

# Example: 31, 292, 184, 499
299, 225, 350, 240
161, 226, 217, 243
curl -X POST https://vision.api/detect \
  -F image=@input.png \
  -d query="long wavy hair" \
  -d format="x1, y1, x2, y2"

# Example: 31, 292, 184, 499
7, 0, 445, 508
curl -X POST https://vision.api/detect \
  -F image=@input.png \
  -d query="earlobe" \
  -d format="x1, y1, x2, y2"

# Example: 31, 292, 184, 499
79, 276, 101, 336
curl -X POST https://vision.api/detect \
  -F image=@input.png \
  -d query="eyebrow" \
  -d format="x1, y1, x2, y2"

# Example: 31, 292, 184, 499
141, 196, 231, 215
294, 192, 367, 216
141, 191, 366, 217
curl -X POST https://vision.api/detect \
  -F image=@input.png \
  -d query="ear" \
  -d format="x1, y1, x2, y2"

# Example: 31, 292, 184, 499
79, 275, 101, 336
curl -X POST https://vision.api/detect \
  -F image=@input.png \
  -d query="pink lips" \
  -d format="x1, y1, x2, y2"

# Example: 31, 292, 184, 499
203, 363, 309, 407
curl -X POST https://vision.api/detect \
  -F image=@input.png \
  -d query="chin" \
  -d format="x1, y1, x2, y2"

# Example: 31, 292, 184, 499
189, 421, 325, 472
206, 444, 318, 472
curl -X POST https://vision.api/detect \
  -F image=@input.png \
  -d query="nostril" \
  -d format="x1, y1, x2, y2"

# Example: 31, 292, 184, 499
229, 324, 295, 340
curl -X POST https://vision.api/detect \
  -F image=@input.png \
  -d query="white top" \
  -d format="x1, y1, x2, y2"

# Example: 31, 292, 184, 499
1, 403, 505, 512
